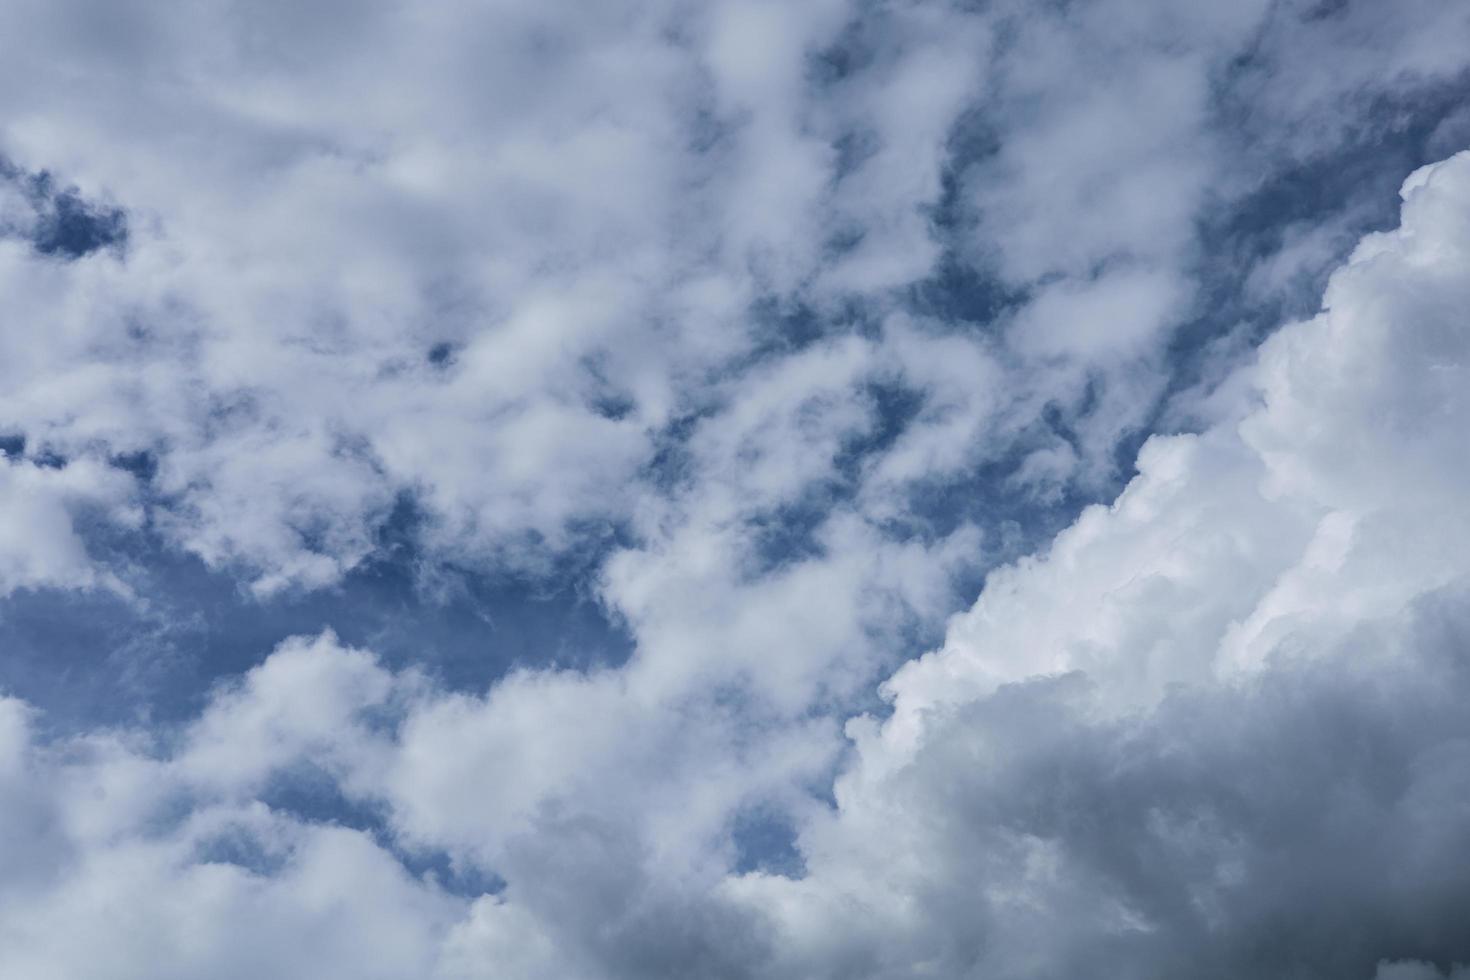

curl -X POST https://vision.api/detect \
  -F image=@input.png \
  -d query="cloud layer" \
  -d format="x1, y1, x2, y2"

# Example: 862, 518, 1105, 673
0, 0, 1465, 596
2, 146, 1469, 977
2, 1, 1470, 977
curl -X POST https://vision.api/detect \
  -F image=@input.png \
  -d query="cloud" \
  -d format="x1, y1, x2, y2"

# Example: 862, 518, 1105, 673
0, 150, 1468, 977
0, 452, 137, 596
0, 0, 1463, 595
2, 2, 1470, 977
1377, 963, 1470, 980
740, 150, 1470, 979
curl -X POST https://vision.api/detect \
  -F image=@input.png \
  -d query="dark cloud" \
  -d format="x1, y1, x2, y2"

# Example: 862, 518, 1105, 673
875, 591, 1470, 979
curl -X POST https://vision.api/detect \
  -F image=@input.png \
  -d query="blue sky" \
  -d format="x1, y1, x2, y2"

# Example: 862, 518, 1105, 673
2, 2, 1470, 977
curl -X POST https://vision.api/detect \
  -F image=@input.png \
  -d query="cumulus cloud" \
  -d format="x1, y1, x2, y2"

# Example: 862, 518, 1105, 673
0, 452, 137, 596
0, 0, 1462, 592
3, 1, 1470, 977
748, 150, 1470, 979
0, 149, 1468, 978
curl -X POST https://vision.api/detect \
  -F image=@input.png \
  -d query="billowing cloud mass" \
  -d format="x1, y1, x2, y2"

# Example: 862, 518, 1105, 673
1, 1, 1470, 977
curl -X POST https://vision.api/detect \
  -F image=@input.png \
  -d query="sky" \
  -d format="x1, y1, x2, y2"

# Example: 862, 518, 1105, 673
1, 1, 1470, 977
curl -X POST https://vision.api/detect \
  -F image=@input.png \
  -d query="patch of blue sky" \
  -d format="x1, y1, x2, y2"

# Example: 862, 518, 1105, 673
730, 804, 805, 879
0, 156, 127, 259
256, 762, 508, 898
0, 496, 633, 735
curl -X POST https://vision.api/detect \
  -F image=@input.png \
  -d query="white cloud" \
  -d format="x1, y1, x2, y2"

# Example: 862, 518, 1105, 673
1, 151, 1469, 976
0, 451, 137, 596
2, 2, 1470, 976
2, 0, 1460, 592
734, 149, 1470, 979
